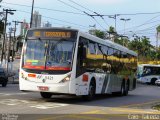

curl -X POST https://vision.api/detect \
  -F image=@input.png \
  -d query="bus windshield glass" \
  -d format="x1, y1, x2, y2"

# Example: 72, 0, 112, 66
23, 29, 77, 71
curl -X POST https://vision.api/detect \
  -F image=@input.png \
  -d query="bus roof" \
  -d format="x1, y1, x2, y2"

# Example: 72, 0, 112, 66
27, 27, 137, 57
78, 30, 137, 57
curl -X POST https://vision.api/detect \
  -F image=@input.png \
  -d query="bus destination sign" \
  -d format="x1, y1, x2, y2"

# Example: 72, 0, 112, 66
29, 30, 72, 38
45, 31, 71, 38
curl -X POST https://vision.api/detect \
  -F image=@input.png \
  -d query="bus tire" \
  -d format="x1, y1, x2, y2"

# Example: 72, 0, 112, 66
151, 78, 157, 85
133, 78, 136, 89
83, 79, 96, 101
40, 92, 52, 99
123, 80, 129, 96
119, 80, 129, 96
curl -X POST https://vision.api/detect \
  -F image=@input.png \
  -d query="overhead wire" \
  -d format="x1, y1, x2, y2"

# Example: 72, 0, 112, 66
1, 2, 85, 15
98, 12, 160, 16
56, 0, 84, 13
2, 1, 160, 39
67, 0, 110, 28
57, 0, 108, 30
68, 0, 94, 13
118, 14, 160, 33
1, 5, 89, 30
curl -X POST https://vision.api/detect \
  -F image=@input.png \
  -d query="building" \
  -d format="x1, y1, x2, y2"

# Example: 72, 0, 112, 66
43, 21, 52, 27
32, 11, 42, 28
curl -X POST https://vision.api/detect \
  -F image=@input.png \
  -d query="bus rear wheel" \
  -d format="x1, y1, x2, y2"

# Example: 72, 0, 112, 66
119, 80, 129, 96
151, 78, 157, 85
40, 92, 52, 99
123, 81, 129, 96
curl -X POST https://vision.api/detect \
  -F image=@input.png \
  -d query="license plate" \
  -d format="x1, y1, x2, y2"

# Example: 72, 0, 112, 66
38, 86, 49, 91
45, 76, 54, 80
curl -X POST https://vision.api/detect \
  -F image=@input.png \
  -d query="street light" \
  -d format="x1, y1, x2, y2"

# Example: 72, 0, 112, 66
120, 18, 130, 35
120, 18, 130, 46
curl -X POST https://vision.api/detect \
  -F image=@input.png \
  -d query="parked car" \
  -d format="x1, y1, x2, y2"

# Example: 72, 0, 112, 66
155, 79, 160, 86
0, 67, 8, 87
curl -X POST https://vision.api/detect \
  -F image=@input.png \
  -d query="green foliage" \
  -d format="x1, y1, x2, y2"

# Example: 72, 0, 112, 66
156, 25, 160, 32
108, 26, 115, 33
128, 36, 159, 61
95, 30, 105, 39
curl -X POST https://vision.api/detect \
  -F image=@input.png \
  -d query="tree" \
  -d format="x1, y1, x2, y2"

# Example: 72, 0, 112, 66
94, 30, 105, 39
128, 35, 155, 61
156, 25, 160, 32
108, 26, 115, 33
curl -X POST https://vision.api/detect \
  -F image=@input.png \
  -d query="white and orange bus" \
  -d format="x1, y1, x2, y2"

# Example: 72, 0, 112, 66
19, 27, 137, 100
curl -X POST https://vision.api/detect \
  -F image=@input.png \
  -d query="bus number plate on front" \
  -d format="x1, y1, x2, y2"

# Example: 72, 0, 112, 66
45, 76, 54, 80
38, 86, 49, 91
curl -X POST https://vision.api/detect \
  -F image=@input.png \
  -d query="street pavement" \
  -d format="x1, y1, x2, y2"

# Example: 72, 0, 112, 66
1, 59, 160, 119
0, 83, 160, 120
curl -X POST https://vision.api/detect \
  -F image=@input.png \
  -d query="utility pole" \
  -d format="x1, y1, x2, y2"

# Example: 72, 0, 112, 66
156, 25, 160, 51
1, 9, 16, 62
12, 21, 23, 61
108, 14, 120, 32
30, 0, 35, 28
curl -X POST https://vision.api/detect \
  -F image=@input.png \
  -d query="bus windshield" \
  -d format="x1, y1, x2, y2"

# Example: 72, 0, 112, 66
23, 39, 75, 71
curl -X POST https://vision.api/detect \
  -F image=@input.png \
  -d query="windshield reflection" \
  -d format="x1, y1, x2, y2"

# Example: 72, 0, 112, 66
23, 39, 75, 71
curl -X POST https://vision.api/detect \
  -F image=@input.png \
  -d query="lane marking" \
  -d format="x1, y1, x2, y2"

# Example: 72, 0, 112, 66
0, 99, 68, 109
110, 108, 156, 114
67, 115, 108, 120
39, 115, 108, 120
81, 107, 160, 114
83, 110, 103, 114
0, 93, 28, 96
120, 99, 160, 108
30, 103, 68, 109
38, 115, 67, 120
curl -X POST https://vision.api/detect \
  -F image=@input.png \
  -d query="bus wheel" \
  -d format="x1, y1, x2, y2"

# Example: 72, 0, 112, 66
120, 80, 129, 96
83, 80, 96, 101
40, 92, 52, 99
123, 81, 129, 96
151, 78, 157, 85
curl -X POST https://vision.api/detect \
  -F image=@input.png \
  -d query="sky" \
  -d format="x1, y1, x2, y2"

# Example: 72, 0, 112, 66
1, 0, 160, 46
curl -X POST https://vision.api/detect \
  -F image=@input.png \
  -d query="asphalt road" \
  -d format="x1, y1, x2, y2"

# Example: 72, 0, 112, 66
0, 83, 160, 120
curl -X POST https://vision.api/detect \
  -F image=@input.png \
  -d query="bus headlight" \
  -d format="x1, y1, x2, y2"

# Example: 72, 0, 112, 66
59, 75, 71, 83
